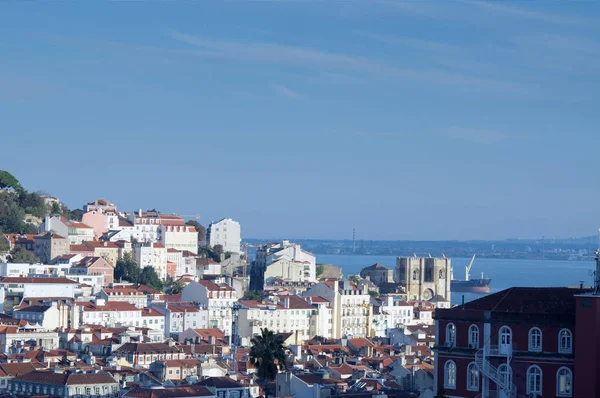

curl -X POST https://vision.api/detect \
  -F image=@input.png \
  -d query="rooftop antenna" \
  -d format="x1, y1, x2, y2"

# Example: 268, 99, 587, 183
352, 229, 356, 253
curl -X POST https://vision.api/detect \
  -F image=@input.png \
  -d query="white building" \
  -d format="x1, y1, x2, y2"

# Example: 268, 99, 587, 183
181, 280, 237, 338
195, 259, 222, 278
252, 241, 316, 290
380, 296, 414, 328
132, 243, 168, 280
78, 299, 164, 332
167, 249, 184, 277
304, 296, 333, 339
150, 303, 208, 338
0, 276, 78, 299
264, 259, 316, 287
100, 286, 149, 309
0, 262, 71, 278
303, 280, 372, 339
0, 325, 59, 354
237, 296, 314, 346
159, 224, 198, 254
207, 218, 241, 254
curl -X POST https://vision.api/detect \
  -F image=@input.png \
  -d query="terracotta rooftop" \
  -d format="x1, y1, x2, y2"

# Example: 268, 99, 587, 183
124, 385, 214, 398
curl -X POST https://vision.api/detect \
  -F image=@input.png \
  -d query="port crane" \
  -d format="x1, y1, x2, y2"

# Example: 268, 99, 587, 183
465, 254, 476, 281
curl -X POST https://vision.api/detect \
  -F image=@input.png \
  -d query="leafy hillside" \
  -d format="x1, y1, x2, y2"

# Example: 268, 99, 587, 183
0, 170, 82, 237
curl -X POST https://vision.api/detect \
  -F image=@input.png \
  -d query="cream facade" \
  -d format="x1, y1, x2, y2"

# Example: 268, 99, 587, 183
159, 224, 198, 254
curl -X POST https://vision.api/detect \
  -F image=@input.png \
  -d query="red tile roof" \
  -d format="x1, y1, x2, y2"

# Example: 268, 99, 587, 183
124, 385, 213, 398
80, 302, 139, 312
0, 277, 78, 285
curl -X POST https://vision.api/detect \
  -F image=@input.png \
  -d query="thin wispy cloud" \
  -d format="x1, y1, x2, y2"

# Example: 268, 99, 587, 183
465, 0, 587, 26
272, 84, 302, 99
169, 31, 525, 94
357, 31, 461, 54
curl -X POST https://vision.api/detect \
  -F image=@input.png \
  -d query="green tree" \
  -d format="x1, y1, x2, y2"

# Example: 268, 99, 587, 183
8, 247, 40, 264
316, 264, 325, 278
0, 231, 9, 253
50, 202, 62, 215
169, 280, 185, 294
349, 275, 360, 284
139, 266, 163, 292
185, 220, 206, 243
68, 209, 84, 222
114, 252, 140, 283
249, 328, 287, 382
368, 290, 379, 299
0, 171, 22, 191
18, 191, 47, 218
243, 290, 263, 300
213, 244, 224, 259
0, 196, 26, 233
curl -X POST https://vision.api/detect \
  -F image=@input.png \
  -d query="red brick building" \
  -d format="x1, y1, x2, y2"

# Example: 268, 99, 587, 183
435, 287, 582, 398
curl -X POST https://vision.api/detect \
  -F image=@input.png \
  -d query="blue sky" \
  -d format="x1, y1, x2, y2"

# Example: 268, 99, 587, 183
1, 1, 600, 241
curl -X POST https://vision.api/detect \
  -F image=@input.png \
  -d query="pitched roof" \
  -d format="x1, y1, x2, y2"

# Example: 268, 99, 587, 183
114, 343, 180, 354
285, 295, 313, 310
36, 232, 66, 240
80, 302, 139, 312
197, 376, 243, 389
362, 263, 391, 271
196, 280, 235, 292
124, 385, 214, 398
12, 370, 117, 385
0, 362, 37, 377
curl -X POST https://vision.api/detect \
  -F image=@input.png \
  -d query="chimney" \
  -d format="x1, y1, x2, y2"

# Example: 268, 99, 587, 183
284, 297, 290, 309
209, 336, 216, 345
138, 208, 143, 217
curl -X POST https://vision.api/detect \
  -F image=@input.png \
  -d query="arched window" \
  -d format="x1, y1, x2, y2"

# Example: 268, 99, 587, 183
466, 362, 479, 391
439, 269, 444, 279
498, 364, 513, 389
446, 323, 456, 347
499, 326, 512, 352
557, 367, 573, 396
559, 329, 572, 353
527, 365, 543, 395
469, 324, 479, 348
413, 270, 418, 280
529, 327, 542, 352
444, 360, 456, 389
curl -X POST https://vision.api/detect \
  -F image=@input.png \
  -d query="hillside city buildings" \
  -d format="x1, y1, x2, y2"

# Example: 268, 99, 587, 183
2, 193, 596, 398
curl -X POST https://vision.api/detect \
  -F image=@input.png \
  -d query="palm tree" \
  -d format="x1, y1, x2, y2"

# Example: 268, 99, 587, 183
249, 328, 287, 382
169, 281, 185, 294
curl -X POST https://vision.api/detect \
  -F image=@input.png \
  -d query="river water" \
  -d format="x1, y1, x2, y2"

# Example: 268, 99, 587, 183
316, 254, 596, 305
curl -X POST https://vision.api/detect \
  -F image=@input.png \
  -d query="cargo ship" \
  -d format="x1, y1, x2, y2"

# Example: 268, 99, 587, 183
451, 254, 491, 293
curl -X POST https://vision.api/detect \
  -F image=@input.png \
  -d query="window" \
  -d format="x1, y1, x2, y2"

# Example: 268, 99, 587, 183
559, 329, 572, 353
445, 323, 456, 347
529, 327, 542, 352
527, 365, 542, 395
412, 270, 417, 280
557, 367, 573, 396
499, 364, 513, 389
444, 361, 456, 389
466, 362, 479, 391
469, 325, 479, 348
499, 325, 512, 347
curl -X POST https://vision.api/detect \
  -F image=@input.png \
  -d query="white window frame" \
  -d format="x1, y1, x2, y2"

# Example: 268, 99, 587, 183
527, 365, 543, 395
556, 366, 573, 397
529, 327, 542, 352
469, 324, 479, 349
444, 360, 456, 389
498, 364, 513, 388
559, 328, 572, 354
466, 362, 479, 391
446, 323, 456, 347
